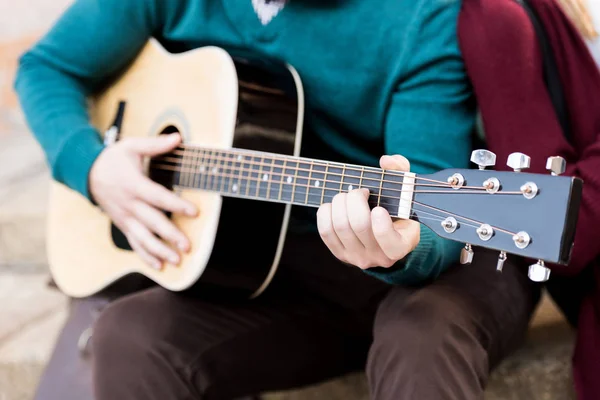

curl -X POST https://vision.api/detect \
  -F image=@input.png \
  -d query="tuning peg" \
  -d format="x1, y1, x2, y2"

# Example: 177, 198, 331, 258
460, 244, 474, 264
496, 251, 507, 272
546, 156, 566, 176
528, 260, 551, 282
471, 150, 496, 170
507, 152, 531, 172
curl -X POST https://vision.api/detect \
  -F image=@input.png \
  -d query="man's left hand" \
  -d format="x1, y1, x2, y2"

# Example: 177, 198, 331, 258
316, 155, 421, 270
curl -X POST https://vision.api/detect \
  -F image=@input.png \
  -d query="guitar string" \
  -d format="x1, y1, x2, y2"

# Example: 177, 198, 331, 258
152, 162, 524, 196
411, 200, 517, 236
168, 149, 522, 235
173, 180, 518, 238
158, 154, 488, 191
405, 207, 482, 230
165, 167, 520, 236
169, 147, 453, 186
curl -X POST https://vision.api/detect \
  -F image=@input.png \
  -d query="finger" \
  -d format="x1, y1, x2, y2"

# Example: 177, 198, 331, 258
379, 154, 410, 172
371, 207, 418, 260
331, 193, 364, 250
126, 234, 162, 270
136, 178, 198, 217
125, 218, 181, 266
346, 189, 379, 250
317, 203, 346, 260
130, 200, 191, 252
124, 133, 181, 156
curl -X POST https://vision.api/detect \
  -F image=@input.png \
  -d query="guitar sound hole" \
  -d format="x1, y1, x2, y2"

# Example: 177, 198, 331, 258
111, 125, 181, 251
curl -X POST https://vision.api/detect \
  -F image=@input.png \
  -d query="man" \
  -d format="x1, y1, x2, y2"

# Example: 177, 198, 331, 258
14, 0, 540, 399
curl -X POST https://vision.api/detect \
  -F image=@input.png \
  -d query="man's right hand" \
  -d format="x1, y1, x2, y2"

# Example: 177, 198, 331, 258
89, 133, 198, 270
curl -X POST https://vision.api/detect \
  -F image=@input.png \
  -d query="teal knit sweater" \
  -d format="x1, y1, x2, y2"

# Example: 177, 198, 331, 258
14, 0, 475, 285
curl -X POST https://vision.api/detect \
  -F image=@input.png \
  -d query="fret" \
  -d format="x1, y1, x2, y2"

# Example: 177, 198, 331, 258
188, 147, 197, 189
232, 152, 243, 195
294, 160, 309, 204
224, 152, 234, 194
359, 167, 365, 190
324, 163, 343, 203
199, 149, 208, 190
339, 164, 345, 194
320, 163, 329, 205
269, 157, 284, 201
281, 159, 296, 203
210, 150, 220, 191
192, 149, 201, 190
266, 157, 273, 200
377, 169, 384, 207
176, 147, 185, 187
244, 153, 252, 197
255, 155, 264, 198
278, 158, 287, 201
307, 162, 326, 206
380, 170, 404, 217
218, 151, 228, 193
183, 148, 191, 188
362, 167, 385, 205
258, 157, 273, 200
304, 162, 314, 205
204, 149, 213, 190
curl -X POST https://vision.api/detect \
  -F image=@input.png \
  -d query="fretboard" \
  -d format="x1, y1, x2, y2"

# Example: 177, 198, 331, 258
152, 146, 413, 218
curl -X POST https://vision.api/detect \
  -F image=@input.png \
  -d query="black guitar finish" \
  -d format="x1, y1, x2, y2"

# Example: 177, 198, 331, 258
181, 54, 302, 298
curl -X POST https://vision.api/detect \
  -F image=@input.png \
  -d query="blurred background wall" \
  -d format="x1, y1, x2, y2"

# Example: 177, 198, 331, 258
0, 2, 72, 400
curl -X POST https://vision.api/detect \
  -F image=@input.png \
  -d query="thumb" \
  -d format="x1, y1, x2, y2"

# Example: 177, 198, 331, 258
380, 155, 410, 172
126, 133, 182, 156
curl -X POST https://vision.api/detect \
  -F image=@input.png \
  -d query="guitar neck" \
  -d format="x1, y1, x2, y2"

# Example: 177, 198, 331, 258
152, 146, 415, 219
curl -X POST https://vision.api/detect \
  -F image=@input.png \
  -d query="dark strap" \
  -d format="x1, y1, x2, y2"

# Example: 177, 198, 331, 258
516, 0, 571, 142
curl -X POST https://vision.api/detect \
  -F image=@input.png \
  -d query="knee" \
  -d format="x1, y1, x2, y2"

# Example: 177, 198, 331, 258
91, 295, 149, 364
367, 289, 488, 396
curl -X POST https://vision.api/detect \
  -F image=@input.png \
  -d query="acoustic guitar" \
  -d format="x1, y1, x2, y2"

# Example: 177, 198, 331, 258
46, 39, 583, 299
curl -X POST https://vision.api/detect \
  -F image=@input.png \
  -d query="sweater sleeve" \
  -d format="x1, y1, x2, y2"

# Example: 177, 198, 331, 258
14, 0, 162, 199
365, 0, 475, 285
458, 0, 600, 275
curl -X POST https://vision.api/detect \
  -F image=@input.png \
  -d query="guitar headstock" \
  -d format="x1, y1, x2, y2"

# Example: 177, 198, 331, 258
411, 151, 582, 282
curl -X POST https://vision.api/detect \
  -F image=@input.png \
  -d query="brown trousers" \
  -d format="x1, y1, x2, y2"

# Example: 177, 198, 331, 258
90, 232, 540, 400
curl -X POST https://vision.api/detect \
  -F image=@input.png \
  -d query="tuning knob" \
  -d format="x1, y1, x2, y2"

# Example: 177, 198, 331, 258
546, 156, 566, 176
528, 260, 551, 282
507, 152, 531, 172
496, 251, 507, 272
460, 244, 474, 264
471, 150, 496, 170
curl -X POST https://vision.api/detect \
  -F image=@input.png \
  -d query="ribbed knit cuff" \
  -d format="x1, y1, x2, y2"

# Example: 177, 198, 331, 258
364, 225, 440, 286
52, 127, 105, 200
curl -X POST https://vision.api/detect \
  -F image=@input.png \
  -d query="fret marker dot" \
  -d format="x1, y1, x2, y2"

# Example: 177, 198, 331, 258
200, 166, 206, 173
315, 180, 321, 187
212, 167, 218, 174
232, 184, 238, 193
237, 155, 243, 161
348, 185, 354, 191
287, 176, 293, 184
263, 174, 269, 181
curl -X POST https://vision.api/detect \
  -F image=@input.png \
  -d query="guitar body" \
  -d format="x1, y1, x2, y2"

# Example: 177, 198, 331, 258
47, 39, 303, 298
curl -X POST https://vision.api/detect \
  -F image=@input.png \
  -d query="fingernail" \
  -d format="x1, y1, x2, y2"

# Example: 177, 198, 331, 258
169, 254, 179, 264
152, 260, 162, 270
186, 207, 198, 217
